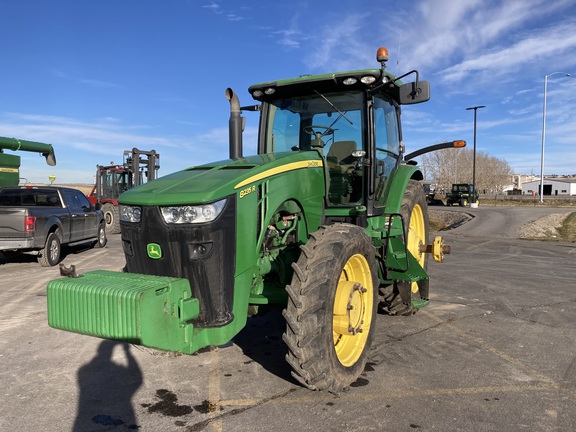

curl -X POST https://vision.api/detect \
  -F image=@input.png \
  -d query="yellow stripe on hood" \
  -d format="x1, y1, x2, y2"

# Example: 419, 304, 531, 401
234, 160, 323, 189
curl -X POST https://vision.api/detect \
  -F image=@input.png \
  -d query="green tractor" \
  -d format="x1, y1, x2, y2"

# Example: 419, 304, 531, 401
47, 47, 464, 391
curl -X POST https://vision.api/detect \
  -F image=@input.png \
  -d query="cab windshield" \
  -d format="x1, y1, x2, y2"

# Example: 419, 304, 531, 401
264, 90, 400, 207
264, 91, 362, 156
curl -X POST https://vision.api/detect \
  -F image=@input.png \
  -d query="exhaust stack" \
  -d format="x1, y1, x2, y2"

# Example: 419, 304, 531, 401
225, 88, 243, 160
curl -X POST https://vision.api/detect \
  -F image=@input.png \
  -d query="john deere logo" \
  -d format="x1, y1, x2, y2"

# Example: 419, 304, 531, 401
147, 243, 162, 259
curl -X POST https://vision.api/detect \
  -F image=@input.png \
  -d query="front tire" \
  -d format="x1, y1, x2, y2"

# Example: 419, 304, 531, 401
93, 222, 107, 248
283, 223, 378, 391
39, 232, 61, 267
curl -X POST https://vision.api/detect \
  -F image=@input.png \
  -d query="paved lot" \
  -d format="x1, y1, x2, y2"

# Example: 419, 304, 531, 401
1, 206, 575, 431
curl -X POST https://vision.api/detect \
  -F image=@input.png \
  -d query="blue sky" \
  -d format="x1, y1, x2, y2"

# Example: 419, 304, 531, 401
1, 0, 575, 184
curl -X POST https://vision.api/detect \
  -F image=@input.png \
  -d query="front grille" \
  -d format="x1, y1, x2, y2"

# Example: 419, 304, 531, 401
120, 195, 236, 328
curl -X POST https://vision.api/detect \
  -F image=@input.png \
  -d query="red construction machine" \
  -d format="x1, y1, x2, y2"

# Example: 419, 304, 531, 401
87, 148, 159, 233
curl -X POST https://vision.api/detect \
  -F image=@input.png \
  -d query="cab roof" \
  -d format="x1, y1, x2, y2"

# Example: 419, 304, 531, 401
248, 68, 402, 103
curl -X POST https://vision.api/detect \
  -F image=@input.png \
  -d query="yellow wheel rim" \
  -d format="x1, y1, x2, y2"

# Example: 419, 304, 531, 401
407, 203, 426, 293
332, 253, 373, 367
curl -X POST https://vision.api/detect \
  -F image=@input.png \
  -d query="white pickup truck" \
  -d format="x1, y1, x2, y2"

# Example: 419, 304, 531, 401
0, 186, 106, 266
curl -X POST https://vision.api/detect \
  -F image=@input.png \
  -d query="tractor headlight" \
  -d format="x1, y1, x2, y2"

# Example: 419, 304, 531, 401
160, 199, 227, 224
120, 205, 141, 223
361, 75, 377, 84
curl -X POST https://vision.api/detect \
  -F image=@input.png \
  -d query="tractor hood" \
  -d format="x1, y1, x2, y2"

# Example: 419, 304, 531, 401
119, 151, 323, 206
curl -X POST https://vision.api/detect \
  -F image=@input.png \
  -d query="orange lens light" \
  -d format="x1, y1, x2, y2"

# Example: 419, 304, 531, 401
376, 46, 389, 62
453, 140, 466, 148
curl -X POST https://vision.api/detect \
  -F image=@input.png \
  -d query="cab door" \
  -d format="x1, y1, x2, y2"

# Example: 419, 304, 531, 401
74, 191, 99, 240
372, 93, 401, 209
61, 190, 82, 241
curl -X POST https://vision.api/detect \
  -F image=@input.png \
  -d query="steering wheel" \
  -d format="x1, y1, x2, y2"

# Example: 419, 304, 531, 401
304, 125, 335, 138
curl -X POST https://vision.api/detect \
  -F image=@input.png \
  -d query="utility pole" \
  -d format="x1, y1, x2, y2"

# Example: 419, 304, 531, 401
540, 72, 571, 203
466, 105, 486, 205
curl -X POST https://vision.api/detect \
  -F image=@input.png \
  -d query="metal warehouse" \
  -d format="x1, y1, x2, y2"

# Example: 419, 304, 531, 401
521, 179, 576, 196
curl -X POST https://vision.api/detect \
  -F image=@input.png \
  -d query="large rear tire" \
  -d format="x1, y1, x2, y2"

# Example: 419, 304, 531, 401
380, 179, 430, 316
283, 223, 378, 391
101, 203, 120, 234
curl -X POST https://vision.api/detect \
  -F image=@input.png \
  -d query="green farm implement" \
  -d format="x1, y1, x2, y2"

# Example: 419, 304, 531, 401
0, 136, 56, 187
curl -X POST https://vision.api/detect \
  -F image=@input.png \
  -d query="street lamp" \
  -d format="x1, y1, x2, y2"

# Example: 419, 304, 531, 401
466, 105, 486, 206
540, 72, 571, 203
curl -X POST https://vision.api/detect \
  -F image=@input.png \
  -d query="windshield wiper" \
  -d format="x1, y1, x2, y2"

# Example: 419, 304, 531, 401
314, 90, 353, 125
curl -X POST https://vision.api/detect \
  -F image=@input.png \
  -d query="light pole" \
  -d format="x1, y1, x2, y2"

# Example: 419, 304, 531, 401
540, 72, 571, 203
466, 105, 485, 206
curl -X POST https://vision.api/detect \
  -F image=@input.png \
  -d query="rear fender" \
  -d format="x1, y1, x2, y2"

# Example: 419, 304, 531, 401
380, 164, 423, 215
41, 217, 65, 245
373, 165, 428, 286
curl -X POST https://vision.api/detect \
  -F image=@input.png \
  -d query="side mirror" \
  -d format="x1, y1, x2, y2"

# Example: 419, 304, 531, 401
399, 81, 430, 105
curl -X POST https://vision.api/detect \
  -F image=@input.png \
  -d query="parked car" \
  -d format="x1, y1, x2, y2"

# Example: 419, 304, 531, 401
0, 186, 106, 266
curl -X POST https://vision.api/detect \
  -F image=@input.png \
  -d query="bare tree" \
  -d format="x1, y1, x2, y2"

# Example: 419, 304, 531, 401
420, 147, 512, 195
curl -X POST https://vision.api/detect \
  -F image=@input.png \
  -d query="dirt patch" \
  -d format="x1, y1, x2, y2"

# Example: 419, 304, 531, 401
429, 210, 472, 231
517, 212, 572, 239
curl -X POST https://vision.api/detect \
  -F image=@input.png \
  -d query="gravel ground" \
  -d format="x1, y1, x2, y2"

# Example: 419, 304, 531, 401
430, 208, 571, 239
516, 211, 571, 239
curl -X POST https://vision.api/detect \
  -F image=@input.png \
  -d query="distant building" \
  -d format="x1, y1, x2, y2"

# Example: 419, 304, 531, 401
502, 174, 539, 195
512, 174, 539, 189
521, 179, 576, 196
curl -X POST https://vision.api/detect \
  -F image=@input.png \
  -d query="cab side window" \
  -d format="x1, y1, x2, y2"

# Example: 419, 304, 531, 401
62, 190, 81, 212
267, 105, 301, 153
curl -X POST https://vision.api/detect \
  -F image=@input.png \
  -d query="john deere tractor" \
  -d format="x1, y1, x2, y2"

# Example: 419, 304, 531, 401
47, 47, 465, 391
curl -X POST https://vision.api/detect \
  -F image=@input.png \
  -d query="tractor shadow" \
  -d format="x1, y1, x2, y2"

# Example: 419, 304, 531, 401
233, 307, 295, 384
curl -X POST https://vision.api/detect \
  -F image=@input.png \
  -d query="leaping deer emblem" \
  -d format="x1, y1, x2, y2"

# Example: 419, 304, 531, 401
147, 243, 162, 259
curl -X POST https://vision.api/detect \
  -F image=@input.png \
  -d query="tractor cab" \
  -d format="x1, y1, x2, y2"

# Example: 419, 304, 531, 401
258, 90, 385, 208
248, 49, 429, 218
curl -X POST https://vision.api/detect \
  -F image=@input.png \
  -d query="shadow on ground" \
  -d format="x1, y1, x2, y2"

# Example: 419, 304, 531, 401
233, 307, 295, 385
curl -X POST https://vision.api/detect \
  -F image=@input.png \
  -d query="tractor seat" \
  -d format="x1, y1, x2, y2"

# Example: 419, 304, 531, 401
326, 141, 359, 205
327, 141, 357, 171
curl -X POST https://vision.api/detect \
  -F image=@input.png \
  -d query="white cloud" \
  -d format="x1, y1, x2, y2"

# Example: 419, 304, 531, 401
303, 13, 372, 71
273, 29, 303, 48
202, 2, 221, 14
438, 21, 576, 83
202, 1, 246, 21
51, 69, 122, 89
